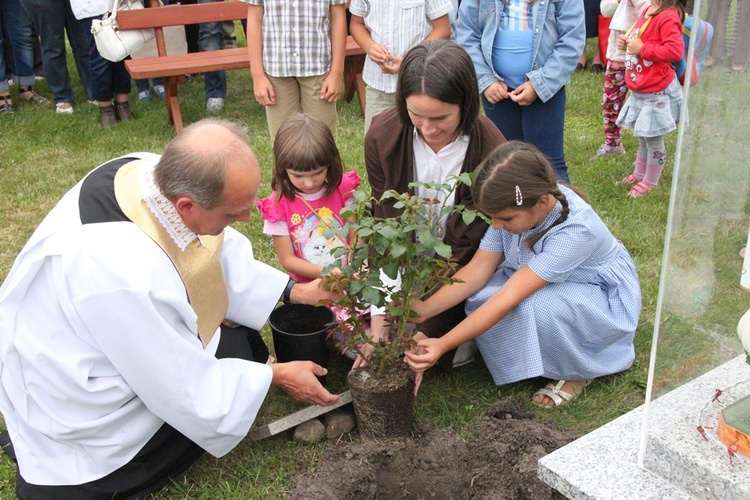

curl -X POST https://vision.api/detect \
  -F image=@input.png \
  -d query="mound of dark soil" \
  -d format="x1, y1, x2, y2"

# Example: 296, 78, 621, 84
288, 399, 580, 499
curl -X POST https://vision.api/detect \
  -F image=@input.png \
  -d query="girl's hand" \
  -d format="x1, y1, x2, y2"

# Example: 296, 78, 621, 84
617, 34, 628, 51
508, 82, 538, 106
403, 335, 445, 380
625, 38, 643, 55
253, 74, 275, 106
482, 81, 509, 104
352, 343, 376, 368
367, 43, 391, 65
320, 73, 342, 102
406, 332, 431, 395
380, 55, 403, 75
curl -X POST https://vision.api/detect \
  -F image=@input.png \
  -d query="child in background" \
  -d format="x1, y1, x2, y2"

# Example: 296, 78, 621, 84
615, 0, 684, 197
244, 0, 347, 142
456, 0, 585, 183
255, 113, 362, 358
349, 0, 453, 133
405, 141, 641, 406
596, 0, 649, 157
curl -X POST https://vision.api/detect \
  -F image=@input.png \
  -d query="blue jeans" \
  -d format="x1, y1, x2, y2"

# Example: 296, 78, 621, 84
198, 0, 225, 99
0, 0, 36, 89
19, 0, 92, 103
482, 87, 571, 184
81, 17, 132, 102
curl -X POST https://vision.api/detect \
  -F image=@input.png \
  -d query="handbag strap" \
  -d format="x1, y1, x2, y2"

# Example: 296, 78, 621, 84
107, 0, 137, 21
106, 0, 119, 20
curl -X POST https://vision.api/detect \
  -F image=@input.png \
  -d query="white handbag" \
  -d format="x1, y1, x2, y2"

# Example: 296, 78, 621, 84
91, 0, 155, 63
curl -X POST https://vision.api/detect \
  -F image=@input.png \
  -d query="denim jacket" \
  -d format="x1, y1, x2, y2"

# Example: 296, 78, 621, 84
456, 0, 585, 102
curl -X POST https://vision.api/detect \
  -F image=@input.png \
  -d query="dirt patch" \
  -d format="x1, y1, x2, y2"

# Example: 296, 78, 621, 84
288, 399, 580, 499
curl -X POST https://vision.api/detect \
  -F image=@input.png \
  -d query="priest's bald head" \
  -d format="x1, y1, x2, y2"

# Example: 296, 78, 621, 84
154, 118, 261, 236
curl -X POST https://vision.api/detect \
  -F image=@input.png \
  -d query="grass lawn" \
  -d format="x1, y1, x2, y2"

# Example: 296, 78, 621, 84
0, 35, 747, 498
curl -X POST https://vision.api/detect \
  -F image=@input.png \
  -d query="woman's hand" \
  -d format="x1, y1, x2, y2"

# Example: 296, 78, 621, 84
508, 82, 538, 106
482, 81, 509, 104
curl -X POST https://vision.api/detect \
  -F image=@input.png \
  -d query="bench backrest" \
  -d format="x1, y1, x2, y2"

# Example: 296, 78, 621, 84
116, 2, 247, 31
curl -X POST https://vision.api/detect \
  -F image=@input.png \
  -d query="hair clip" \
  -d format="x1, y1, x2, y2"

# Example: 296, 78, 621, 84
515, 185, 523, 206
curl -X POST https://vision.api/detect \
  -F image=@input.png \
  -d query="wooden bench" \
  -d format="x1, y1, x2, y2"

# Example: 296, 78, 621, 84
119, 2, 365, 132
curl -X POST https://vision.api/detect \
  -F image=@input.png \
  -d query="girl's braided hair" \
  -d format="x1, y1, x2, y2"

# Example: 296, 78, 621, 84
472, 141, 583, 249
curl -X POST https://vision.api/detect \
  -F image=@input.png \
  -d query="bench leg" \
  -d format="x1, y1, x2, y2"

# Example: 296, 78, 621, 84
164, 76, 184, 133
343, 54, 365, 117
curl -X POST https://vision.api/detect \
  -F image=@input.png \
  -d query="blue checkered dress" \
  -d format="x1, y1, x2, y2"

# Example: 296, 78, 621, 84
466, 185, 641, 386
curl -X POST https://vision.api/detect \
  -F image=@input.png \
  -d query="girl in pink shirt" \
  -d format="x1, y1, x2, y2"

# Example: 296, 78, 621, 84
256, 113, 362, 358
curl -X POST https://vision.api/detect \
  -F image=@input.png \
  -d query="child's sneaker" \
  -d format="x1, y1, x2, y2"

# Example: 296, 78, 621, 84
596, 143, 625, 156
137, 89, 150, 101
153, 85, 166, 99
55, 102, 73, 114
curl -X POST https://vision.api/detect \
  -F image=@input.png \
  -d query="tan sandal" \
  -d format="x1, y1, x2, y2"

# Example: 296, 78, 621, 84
533, 379, 592, 408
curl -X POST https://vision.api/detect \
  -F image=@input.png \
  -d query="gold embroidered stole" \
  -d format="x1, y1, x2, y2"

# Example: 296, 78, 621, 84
114, 161, 228, 348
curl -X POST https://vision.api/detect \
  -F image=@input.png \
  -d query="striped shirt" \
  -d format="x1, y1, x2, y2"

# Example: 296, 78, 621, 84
349, 0, 453, 93
242, 0, 347, 77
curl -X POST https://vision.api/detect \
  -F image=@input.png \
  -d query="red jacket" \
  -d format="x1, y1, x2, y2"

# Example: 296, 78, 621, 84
624, 8, 684, 93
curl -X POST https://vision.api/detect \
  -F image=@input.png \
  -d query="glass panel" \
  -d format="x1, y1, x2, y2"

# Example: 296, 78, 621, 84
640, 0, 750, 492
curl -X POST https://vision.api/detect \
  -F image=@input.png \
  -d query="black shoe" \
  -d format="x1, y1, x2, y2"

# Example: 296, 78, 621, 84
99, 104, 117, 127
115, 101, 134, 121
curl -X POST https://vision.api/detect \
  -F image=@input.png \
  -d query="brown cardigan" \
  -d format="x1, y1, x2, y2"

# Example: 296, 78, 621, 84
365, 107, 506, 268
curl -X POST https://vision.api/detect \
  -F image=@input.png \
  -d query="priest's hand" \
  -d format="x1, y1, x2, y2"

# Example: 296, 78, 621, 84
290, 278, 340, 307
270, 361, 340, 406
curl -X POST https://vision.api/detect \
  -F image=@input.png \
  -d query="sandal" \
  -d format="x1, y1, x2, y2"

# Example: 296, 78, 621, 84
533, 379, 592, 408
0, 94, 13, 115
19, 86, 50, 105
619, 173, 639, 185
628, 181, 654, 198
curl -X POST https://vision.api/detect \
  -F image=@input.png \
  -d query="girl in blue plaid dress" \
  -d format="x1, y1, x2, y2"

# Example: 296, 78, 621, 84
406, 141, 641, 407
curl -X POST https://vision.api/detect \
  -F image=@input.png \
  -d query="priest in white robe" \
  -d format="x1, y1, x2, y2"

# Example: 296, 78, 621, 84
0, 118, 339, 498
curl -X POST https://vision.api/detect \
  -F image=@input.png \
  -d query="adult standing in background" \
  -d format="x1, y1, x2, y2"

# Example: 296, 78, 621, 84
0, 0, 51, 115
456, 0, 584, 183
705, 0, 750, 72
71, 0, 135, 127
19, 0, 93, 113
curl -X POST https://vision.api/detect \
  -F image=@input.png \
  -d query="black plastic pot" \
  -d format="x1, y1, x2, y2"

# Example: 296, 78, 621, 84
268, 304, 334, 376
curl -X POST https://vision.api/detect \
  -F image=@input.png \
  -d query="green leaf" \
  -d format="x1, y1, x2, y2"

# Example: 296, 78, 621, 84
390, 243, 407, 258
462, 211, 477, 225
383, 262, 400, 280
434, 240, 453, 259
377, 226, 401, 240
362, 287, 385, 307
348, 279, 365, 296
